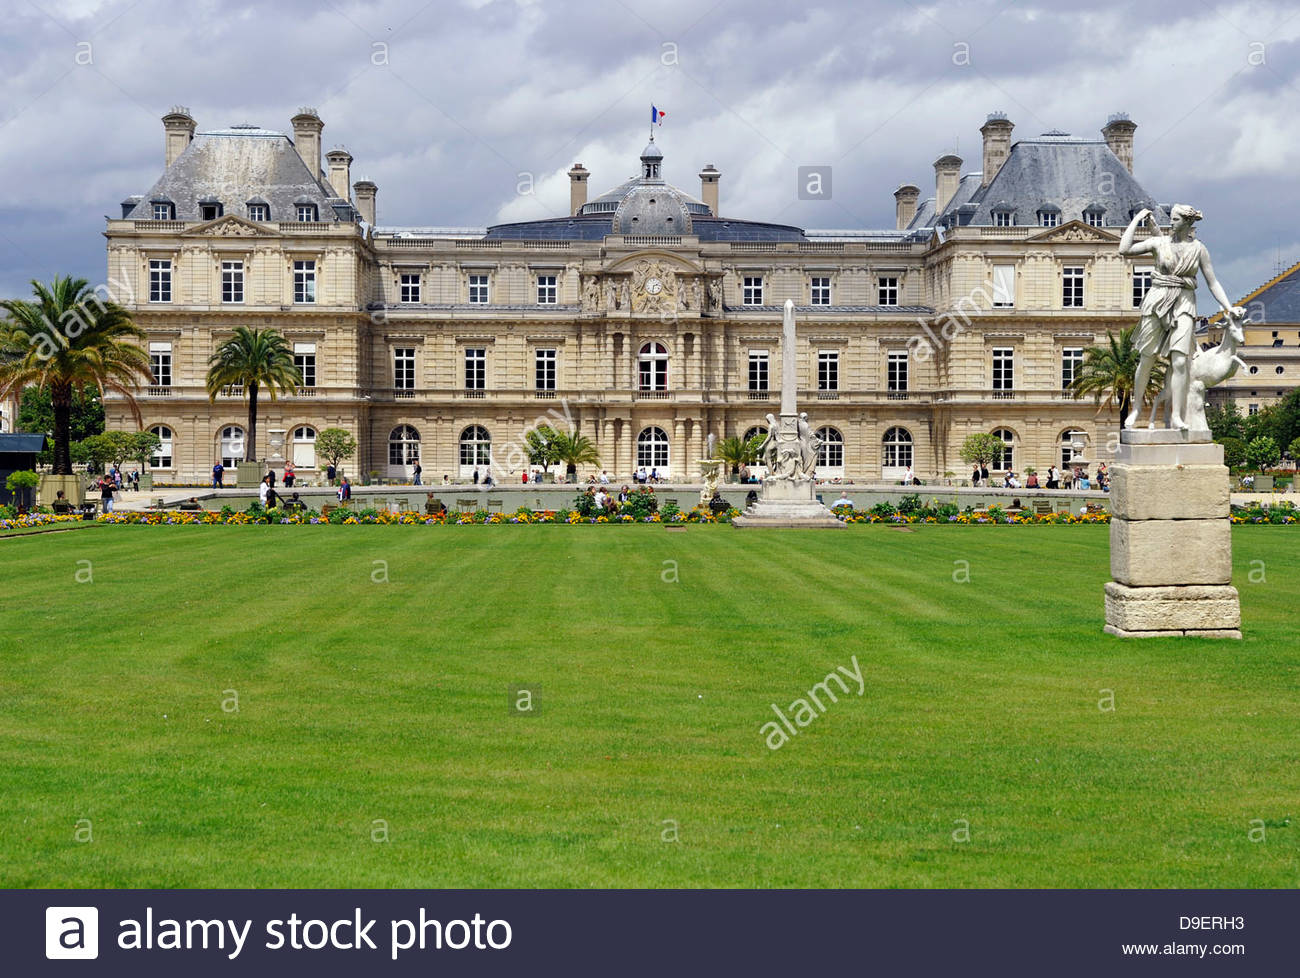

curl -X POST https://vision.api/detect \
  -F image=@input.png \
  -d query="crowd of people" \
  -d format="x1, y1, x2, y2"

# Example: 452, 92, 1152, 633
969, 462, 1109, 492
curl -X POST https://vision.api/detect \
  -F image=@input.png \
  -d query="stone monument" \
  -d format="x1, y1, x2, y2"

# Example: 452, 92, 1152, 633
732, 301, 844, 529
698, 433, 723, 507
1105, 205, 1244, 638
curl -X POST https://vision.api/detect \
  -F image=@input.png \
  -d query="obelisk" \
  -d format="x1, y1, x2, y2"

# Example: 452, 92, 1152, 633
732, 300, 843, 528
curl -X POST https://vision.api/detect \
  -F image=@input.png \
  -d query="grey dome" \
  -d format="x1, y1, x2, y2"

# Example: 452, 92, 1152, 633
575, 136, 711, 233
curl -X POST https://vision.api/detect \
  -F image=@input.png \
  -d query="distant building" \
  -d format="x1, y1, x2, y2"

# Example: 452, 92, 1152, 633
1206, 261, 1300, 418
103, 107, 1169, 482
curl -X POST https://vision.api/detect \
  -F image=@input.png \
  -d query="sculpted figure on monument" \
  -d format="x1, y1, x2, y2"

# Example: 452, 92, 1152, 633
796, 413, 820, 479
1118, 205, 1245, 430
758, 414, 778, 471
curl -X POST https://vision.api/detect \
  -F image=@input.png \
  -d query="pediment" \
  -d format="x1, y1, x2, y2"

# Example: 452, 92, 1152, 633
604, 250, 703, 275
1027, 220, 1118, 244
183, 215, 276, 237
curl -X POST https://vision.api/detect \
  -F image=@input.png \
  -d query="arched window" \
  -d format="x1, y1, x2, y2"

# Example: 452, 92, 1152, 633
992, 427, 1015, 470
220, 425, 244, 467
292, 426, 317, 468
150, 425, 173, 468
637, 426, 669, 473
638, 342, 669, 391
816, 427, 844, 471
459, 425, 491, 474
1060, 429, 1087, 469
742, 425, 767, 445
389, 425, 421, 467
882, 427, 912, 470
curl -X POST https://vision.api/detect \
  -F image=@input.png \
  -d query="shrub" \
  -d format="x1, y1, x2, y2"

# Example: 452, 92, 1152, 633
898, 493, 923, 515
572, 491, 596, 517
1246, 435, 1281, 472
1219, 436, 1247, 469
869, 501, 896, 519
622, 487, 658, 518
1288, 435, 1300, 462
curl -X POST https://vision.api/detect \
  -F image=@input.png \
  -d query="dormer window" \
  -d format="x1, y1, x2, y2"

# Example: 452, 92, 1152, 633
246, 200, 269, 221
199, 198, 223, 221
150, 198, 174, 220
1037, 206, 1061, 228
296, 203, 318, 222
1083, 209, 1104, 227
993, 210, 1013, 227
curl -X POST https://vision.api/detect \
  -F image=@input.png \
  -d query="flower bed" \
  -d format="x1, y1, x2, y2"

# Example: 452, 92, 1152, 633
0, 512, 89, 532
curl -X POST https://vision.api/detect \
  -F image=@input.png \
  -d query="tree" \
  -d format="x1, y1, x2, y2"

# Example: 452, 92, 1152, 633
1069, 326, 1163, 421
5, 470, 39, 509
524, 424, 563, 476
1206, 401, 1246, 442
1258, 388, 1300, 453
1219, 436, 1247, 470
959, 432, 1005, 467
315, 427, 357, 474
86, 430, 135, 469
204, 327, 300, 463
551, 430, 600, 479
0, 276, 150, 474
717, 435, 760, 477
1288, 435, 1300, 462
127, 430, 162, 469
18, 385, 104, 464
1246, 435, 1280, 472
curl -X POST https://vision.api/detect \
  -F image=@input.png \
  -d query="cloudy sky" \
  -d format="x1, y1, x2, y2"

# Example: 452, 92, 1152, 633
1, 0, 1298, 305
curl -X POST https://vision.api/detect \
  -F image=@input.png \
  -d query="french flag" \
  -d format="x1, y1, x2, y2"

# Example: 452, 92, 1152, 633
651, 105, 666, 126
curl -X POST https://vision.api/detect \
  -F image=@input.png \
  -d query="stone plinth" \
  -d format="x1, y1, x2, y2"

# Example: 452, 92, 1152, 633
731, 477, 844, 529
1104, 431, 1240, 638
235, 462, 264, 488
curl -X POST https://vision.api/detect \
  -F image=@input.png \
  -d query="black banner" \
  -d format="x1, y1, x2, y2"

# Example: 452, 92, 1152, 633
11, 889, 1292, 975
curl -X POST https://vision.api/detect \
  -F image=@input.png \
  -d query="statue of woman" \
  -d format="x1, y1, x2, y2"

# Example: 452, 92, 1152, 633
1118, 205, 1244, 430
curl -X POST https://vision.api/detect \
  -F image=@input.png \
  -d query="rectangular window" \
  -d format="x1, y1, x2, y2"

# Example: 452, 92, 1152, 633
878, 276, 899, 306
1062, 266, 1084, 308
247, 204, 268, 222
1085, 211, 1103, 227
296, 204, 316, 222
1038, 210, 1060, 228
817, 350, 839, 391
465, 347, 486, 389
148, 259, 171, 303
148, 342, 171, 387
294, 342, 316, 389
536, 274, 557, 305
399, 273, 421, 304
994, 211, 1012, 227
992, 264, 1014, 307
1133, 268, 1153, 307
742, 276, 764, 305
468, 274, 490, 304
1249, 403, 1260, 416
748, 350, 769, 392
887, 350, 908, 392
992, 347, 1014, 392
393, 347, 415, 390
221, 261, 244, 303
1061, 347, 1084, 390
152, 203, 171, 221
535, 348, 556, 390
810, 276, 831, 305
293, 260, 316, 304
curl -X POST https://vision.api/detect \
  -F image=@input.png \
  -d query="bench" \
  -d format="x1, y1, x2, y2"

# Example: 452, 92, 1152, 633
487, 499, 503, 513
1032, 499, 1053, 515
457, 498, 478, 513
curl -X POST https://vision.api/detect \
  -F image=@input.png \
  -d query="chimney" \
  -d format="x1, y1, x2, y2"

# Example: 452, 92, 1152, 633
162, 106, 196, 168
291, 108, 324, 181
567, 163, 590, 216
325, 147, 353, 199
699, 163, 720, 215
353, 180, 377, 225
893, 184, 920, 229
933, 154, 962, 213
1102, 112, 1137, 173
979, 112, 1014, 188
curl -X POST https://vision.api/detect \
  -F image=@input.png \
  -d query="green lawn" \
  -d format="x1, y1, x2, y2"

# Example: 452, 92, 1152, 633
1, 525, 1296, 888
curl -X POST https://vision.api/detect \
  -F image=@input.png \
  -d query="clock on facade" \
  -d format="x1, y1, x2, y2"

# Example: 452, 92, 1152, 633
645, 277, 663, 295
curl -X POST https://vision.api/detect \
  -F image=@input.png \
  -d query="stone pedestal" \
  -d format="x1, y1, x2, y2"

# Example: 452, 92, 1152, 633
1104, 430, 1240, 638
38, 473, 85, 506
235, 461, 264, 488
731, 476, 844, 529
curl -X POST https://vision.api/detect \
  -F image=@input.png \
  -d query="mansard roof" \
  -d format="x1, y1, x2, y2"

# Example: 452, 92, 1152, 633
125, 125, 342, 222
911, 133, 1167, 230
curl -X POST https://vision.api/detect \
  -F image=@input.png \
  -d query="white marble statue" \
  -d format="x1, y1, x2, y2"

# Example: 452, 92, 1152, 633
1148, 310, 1247, 431
1118, 205, 1245, 430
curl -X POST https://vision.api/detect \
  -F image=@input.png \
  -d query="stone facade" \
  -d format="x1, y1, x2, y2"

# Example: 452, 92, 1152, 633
103, 108, 1173, 484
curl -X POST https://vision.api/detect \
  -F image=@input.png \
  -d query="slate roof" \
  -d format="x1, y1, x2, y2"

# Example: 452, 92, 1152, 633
909, 133, 1167, 231
125, 125, 344, 222
1212, 260, 1300, 325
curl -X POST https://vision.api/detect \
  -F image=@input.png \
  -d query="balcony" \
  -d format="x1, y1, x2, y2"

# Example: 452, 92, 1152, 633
219, 385, 244, 397
747, 390, 772, 400
633, 390, 672, 401
294, 386, 317, 397
534, 390, 558, 399
145, 385, 173, 397
462, 389, 486, 399
886, 390, 909, 400
991, 389, 1016, 400
394, 388, 416, 399
816, 390, 840, 400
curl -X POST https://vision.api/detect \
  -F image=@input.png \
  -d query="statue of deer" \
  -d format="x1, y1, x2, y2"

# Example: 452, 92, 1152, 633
1148, 311, 1247, 431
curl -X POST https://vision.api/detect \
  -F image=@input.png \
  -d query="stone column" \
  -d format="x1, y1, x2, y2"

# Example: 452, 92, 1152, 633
1104, 431, 1241, 638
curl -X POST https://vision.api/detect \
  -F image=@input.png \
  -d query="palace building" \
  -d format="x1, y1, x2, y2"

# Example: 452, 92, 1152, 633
104, 107, 1171, 483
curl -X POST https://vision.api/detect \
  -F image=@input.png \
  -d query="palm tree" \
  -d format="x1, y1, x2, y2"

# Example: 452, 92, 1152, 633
205, 327, 300, 462
717, 434, 761, 478
551, 431, 600, 480
0, 276, 150, 474
1070, 326, 1164, 422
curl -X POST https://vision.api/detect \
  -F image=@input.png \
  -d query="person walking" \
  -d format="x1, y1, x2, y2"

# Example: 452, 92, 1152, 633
99, 476, 115, 514
337, 476, 351, 501
259, 476, 271, 507
971, 463, 981, 487
413, 462, 422, 486
212, 461, 224, 488
283, 462, 295, 488
326, 462, 336, 484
